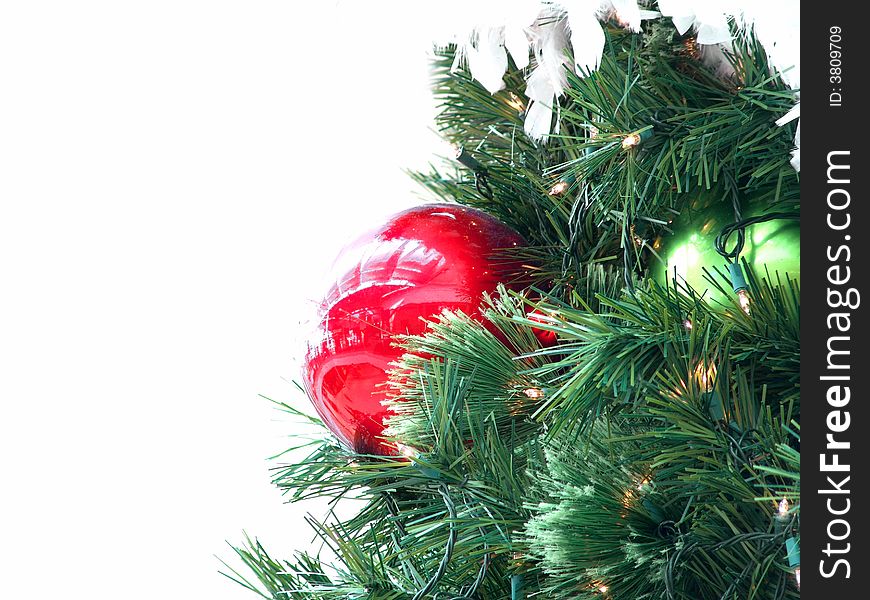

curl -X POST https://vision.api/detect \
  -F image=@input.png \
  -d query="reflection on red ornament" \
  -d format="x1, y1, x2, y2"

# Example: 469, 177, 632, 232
303, 204, 528, 454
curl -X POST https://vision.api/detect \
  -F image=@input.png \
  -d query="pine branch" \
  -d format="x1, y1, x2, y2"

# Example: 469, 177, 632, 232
227, 14, 801, 600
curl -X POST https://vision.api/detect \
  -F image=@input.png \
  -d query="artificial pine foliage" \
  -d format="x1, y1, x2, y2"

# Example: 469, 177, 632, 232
223, 11, 800, 600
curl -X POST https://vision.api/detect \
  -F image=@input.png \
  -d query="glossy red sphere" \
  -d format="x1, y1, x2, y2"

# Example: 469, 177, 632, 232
303, 204, 527, 454
527, 311, 559, 347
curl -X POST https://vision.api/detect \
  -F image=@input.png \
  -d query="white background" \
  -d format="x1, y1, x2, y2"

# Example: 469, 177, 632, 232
0, 2, 443, 598
0, 2, 803, 599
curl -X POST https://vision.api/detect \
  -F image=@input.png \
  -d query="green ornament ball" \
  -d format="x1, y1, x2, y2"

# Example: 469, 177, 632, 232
653, 195, 800, 304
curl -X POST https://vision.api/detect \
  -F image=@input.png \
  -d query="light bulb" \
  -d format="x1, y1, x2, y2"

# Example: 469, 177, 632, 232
395, 443, 420, 458
524, 387, 545, 399
548, 180, 569, 196
737, 289, 751, 315
621, 129, 652, 149
794, 567, 800, 589
693, 360, 717, 392
506, 92, 525, 113
683, 37, 699, 58
683, 318, 693, 330
591, 580, 609, 594
778, 498, 790, 516
622, 133, 641, 148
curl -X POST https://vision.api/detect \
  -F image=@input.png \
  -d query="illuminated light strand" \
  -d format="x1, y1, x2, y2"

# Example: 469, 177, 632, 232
622, 133, 641, 148
693, 360, 718, 392
728, 262, 751, 315
621, 474, 654, 508
683, 36, 700, 59
629, 224, 647, 248
506, 91, 525, 114
589, 580, 610, 595
547, 172, 576, 196
548, 180, 569, 196
737, 289, 751, 316
621, 128, 653, 150
395, 442, 420, 459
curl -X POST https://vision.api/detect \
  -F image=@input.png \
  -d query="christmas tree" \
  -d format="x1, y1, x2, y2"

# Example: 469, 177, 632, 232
221, 6, 800, 599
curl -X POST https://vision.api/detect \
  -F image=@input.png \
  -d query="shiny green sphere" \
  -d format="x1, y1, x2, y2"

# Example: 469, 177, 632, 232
653, 196, 800, 304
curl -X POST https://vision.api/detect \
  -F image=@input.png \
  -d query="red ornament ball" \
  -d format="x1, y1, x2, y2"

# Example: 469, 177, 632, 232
303, 204, 527, 454
527, 310, 559, 347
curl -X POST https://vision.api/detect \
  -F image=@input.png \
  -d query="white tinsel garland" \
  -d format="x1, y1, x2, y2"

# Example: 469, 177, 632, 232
431, 0, 800, 170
